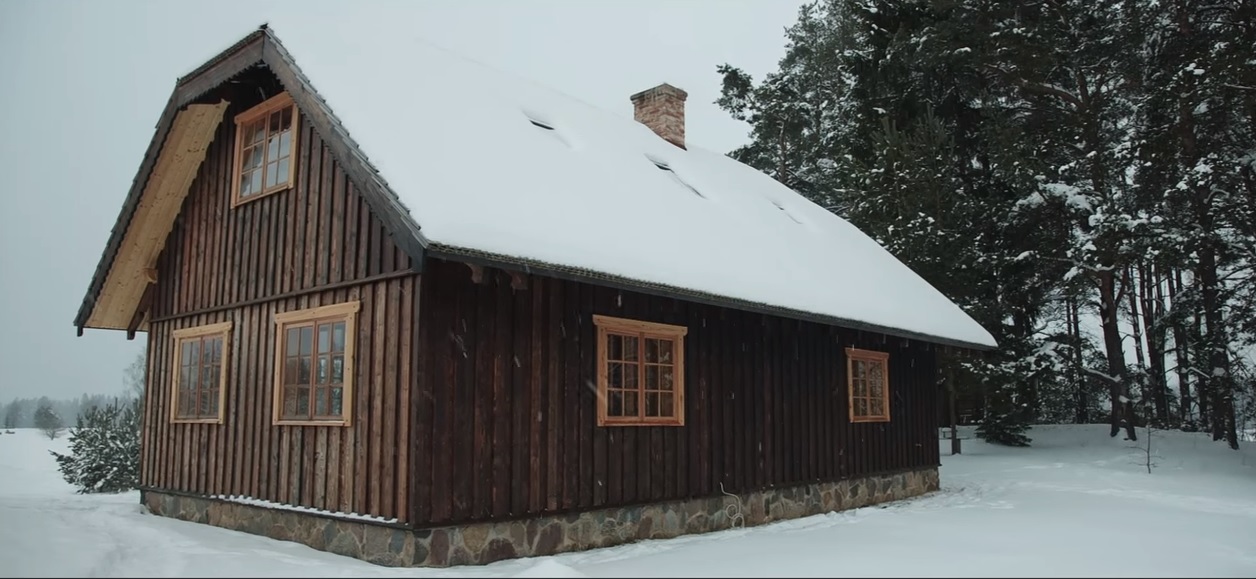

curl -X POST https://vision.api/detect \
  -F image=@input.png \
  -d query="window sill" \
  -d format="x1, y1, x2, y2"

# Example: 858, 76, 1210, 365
598, 418, 685, 427
851, 416, 891, 424
273, 419, 352, 427
171, 417, 224, 425
231, 184, 293, 209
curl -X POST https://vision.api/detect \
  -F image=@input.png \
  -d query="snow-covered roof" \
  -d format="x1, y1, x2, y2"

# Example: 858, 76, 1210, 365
264, 25, 996, 350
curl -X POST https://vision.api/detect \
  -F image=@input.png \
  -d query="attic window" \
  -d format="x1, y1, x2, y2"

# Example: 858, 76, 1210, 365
650, 158, 705, 199
232, 92, 299, 207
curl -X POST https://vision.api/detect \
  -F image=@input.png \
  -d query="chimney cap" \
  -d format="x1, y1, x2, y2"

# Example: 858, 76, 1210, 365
630, 83, 688, 103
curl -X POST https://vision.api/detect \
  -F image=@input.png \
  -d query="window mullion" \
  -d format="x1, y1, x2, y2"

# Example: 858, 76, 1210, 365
194, 337, 204, 418
637, 333, 645, 421
307, 322, 316, 421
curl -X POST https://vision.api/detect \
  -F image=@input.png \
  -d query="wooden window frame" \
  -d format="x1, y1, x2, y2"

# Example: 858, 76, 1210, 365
847, 347, 890, 423
169, 321, 232, 424
231, 92, 300, 207
594, 314, 687, 427
272, 301, 359, 426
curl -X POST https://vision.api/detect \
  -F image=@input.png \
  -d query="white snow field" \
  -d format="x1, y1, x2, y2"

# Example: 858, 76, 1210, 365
1, 425, 1254, 578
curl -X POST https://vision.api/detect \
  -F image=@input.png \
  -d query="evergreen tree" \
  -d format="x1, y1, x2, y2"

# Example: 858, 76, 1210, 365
34, 401, 63, 440
50, 398, 141, 494
3, 401, 19, 430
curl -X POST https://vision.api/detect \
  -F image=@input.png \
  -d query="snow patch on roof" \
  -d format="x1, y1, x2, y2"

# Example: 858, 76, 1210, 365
268, 24, 997, 349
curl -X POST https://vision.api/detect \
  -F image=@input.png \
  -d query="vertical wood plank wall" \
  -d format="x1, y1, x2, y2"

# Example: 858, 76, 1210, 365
142, 89, 417, 523
415, 258, 941, 527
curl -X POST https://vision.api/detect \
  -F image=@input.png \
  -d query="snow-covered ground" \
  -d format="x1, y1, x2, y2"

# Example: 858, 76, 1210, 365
1, 425, 1253, 578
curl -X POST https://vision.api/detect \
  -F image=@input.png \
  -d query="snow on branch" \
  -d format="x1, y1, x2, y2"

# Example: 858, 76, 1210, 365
982, 64, 1084, 108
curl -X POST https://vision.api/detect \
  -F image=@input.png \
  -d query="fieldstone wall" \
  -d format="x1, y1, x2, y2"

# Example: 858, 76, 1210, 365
142, 467, 938, 567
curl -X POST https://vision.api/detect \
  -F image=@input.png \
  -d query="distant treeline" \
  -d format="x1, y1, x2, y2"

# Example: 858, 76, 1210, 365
2, 394, 136, 430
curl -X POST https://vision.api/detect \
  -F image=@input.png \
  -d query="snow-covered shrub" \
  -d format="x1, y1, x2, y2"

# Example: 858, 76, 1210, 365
50, 398, 140, 494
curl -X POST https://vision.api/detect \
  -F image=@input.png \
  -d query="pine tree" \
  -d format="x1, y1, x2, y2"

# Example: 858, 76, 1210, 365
2, 401, 19, 430
50, 398, 141, 494
34, 401, 63, 440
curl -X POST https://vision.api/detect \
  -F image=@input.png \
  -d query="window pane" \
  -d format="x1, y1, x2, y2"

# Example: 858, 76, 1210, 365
284, 358, 299, 385
210, 337, 222, 364
623, 336, 638, 361
249, 169, 263, 195
318, 324, 330, 355
188, 364, 200, 393
280, 106, 293, 129
330, 386, 343, 417
315, 385, 328, 416
206, 386, 218, 416
298, 357, 311, 384
283, 386, 298, 417
869, 362, 884, 387
658, 340, 673, 363
608, 362, 622, 388
332, 355, 344, 383
276, 158, 290, 186
181, 341, 194, 366
870, 399, 884, 418
238, 171, 254, 198
317, 355, 329, 384
608, 390, 623, 417
264, 161, 280, 188
266, 134, 280, 162
869, 376, 883, 398
661, 367, 674, 391
287, 328, 301, 357
269, 110, 282, 134
624, 390, 638, 417
278, 130, 291, 158
645, 392, 659, 417
855, 398, 868, 418
187, 341, 200, 369
178, 368, 191, 416
660, 393, 674, 417
199, 388, 212, 418
250, 122, 265, 145
607, 334, 622, 361
248, 145, 264, 169
644, 338, 659, 363
624, 363, 638, 391
645, 365, 659, 390
296, 386, 310, 416
332, 323, 345, 352
300, 327, 313, 355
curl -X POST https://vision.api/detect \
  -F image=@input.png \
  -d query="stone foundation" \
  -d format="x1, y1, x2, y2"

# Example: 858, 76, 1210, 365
142, 467, 938, 567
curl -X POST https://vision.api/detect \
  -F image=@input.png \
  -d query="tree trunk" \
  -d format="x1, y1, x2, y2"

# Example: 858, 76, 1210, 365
1099, 269, 1137, 440
1138, 262, 1170, 425
1167, 269, 1194, 428
1125, 266, 1148, 420
1069, 295, 1089, 424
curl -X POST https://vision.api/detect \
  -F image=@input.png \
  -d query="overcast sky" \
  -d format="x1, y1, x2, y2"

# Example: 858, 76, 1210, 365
0, 0, 807, 401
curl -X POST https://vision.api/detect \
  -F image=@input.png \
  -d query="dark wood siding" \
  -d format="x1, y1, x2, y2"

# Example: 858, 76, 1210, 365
141, 82, 418, 523
414, 257, 940, 527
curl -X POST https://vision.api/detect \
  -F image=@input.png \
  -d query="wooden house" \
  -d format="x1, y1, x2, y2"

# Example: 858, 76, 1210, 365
74, 25, 996, 567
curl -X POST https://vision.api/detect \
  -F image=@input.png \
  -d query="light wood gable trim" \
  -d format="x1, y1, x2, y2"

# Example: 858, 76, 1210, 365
846, 347, 891, 423
169, 320, 233, 424
230, 91, 299, 207
594, 314, 687, 427
271, 301, 360, 426
84, 101, 230, 330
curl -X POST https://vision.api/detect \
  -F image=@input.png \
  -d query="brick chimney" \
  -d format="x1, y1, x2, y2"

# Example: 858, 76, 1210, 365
630, 83, 687, 149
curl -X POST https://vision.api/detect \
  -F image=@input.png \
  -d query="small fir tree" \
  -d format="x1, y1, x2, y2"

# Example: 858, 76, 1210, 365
50, 398, 140, 494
